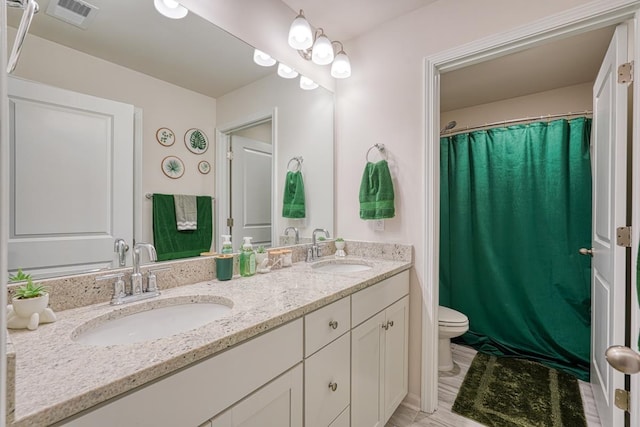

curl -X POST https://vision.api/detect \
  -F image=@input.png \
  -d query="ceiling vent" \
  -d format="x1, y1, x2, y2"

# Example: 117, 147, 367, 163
45, 0, 99, 29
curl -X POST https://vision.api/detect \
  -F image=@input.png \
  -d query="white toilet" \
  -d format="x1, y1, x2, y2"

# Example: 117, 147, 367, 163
438, 306, 469, 371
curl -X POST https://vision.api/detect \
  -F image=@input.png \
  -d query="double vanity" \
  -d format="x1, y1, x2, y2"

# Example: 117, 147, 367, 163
5, 241, 412, 427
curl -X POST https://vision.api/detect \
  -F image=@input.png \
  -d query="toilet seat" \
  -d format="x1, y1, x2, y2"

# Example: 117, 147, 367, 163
439, 306, 468, 326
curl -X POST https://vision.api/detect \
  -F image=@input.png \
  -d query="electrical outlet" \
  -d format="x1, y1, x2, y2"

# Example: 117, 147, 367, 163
374, 219, 385, 231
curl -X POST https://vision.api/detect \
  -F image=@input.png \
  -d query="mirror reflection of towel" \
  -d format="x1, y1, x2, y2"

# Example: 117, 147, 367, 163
359, 160, 395, 219
282, 171, 306, 218
174, 194, 197, 231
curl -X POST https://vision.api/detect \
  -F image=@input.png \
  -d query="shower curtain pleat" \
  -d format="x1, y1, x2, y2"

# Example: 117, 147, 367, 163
440, 118, 592, 381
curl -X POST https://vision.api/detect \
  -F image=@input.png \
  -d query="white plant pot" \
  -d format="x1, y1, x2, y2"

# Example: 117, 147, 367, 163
256, 252, 268, 265
12, 293, 49, 318
335, 241, 345, 251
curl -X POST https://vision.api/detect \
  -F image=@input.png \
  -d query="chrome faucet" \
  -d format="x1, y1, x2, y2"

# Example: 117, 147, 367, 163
284, 226, 299, 244
114, 238, 129, 267
132, 242, 157, 295
310, 228, 330, 261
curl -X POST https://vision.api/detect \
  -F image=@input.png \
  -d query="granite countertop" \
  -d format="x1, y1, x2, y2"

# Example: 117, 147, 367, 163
7, 254, 411, 426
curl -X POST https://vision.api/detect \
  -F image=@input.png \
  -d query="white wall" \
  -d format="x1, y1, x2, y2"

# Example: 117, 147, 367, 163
217, 73, 334, 240
8, 28, 217, 245
441, 82, 593, 131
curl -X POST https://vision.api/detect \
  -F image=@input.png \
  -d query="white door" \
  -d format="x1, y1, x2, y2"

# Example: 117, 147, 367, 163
590, 24, 628, 427
230, 135, 272, 248
7, 77, 134, 278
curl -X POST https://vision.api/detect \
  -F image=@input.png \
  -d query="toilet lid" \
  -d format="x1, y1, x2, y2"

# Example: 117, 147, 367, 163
439, 306, 468, 325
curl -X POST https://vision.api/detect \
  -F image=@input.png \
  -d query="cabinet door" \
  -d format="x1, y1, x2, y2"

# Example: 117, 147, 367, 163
211, 364, 303, 427
351, 311, 385, 427
383, 296, 409, 423
305, 333, 350, 427
329, 406, 350, 427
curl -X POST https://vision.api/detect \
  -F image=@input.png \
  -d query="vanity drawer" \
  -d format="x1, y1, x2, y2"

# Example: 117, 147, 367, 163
305, 333, 350, 427
305, 297, 350, 357
352, 270, 409, 327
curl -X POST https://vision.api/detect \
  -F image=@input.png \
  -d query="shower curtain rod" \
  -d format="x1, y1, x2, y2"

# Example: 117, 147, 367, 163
441, 110, 592, 136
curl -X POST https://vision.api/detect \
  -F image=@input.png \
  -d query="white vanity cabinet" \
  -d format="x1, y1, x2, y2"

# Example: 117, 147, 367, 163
351, 271, 410, 427
61, 319, 303, 427
304, 297, 351, 427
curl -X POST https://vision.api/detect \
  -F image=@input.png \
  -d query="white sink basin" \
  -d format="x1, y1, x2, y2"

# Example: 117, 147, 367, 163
73, 298, 233, 346
311, 259, 372, 273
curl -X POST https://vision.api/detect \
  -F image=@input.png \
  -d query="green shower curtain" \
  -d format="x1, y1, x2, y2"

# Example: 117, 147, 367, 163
440, 117, 592, 380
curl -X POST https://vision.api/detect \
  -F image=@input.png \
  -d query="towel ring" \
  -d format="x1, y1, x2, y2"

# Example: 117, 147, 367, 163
366, 144, 388, 162
287, 156, 303, 172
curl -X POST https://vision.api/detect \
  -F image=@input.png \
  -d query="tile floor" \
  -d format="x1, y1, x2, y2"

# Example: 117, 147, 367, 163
386, 344, 602, 427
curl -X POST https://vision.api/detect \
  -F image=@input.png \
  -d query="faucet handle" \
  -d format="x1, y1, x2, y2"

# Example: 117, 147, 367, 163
96, 273, 126, 305
146, 267, 170, 294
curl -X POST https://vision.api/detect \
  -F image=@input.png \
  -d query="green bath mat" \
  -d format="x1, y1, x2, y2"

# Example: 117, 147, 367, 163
452, 352, 587, 427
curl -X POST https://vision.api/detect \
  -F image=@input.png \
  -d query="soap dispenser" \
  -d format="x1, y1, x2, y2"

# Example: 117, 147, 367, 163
239, 237, 256, 277
221, 235, 233, 254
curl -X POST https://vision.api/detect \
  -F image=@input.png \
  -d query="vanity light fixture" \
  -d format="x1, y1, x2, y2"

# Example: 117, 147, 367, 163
300, 75, 318, 90
253, 49, 277, 67
310, 29, 334, 65
288, 10, 313, 50
153, 0, 188, 19
330, 42, 351, 79
277, 63, 299, 79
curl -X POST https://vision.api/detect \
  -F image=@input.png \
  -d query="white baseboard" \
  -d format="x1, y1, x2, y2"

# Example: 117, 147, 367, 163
401, 392, 422, 412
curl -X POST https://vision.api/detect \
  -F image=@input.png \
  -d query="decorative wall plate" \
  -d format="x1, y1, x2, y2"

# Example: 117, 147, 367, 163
198, 160, 211, 174
156, 127, 175, 146
162, 156, 185, 179
184, 128, 209, 154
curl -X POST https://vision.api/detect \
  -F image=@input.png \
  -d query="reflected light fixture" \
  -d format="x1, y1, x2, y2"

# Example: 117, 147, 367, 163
253, 49, 276, 67
311, 29, 334, 65
154, 0, 188, 19
330, 42, 351, 79
288, 10, 313, 50
300, 75, 318, 90
278, 63, 299, 79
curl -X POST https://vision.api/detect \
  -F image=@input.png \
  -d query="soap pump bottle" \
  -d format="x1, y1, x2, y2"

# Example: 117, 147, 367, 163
239, 237, 256, 277
221, 235, 233, 254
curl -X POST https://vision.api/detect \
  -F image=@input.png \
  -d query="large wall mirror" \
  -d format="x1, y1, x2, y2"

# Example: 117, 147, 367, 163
6, 0, 334, 280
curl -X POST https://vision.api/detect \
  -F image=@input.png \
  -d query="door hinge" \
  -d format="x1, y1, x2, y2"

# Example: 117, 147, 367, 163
618, 61, 634, 84
615, 389, 630, 412
227, 218, 234, 227
616, 226, 632, 247
226, 151, 234, 160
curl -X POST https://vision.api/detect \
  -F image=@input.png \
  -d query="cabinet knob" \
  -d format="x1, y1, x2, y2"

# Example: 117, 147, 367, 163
328, 382, 338, 392
388, 320, 394, 328
381, 320, 394, 330
329, 320, 339, 330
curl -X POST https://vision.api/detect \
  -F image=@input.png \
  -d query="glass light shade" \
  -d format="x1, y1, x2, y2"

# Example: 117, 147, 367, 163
277, 63, 299, 79
331, 51, 351, 79
300, 76, 318, 90
311, 34, 334, 65
253, 49, 276, 67
288, 13, 313, 50
154, 0, 188, 19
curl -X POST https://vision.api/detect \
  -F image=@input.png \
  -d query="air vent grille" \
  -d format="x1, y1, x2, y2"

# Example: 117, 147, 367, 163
46, 0, 99, 29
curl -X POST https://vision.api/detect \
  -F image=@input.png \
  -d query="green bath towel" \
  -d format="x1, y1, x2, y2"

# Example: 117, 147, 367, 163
359, 160, 395, 219
282, 171, 306, 218
153, 194, 213, 261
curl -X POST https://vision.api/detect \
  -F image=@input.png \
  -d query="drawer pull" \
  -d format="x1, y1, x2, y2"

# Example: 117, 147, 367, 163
328, 382, 338, 392
329, 320, 339, 330
381, 320, 394, 330
388, 320, 394, 328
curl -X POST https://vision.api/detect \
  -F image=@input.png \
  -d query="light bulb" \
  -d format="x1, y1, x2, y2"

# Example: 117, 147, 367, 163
288, 10, 313, 50
277, 63, 299, 79
154, 0, 188, 19
311, 33, 334, 65
300, 76, 318, 90
253, 49, 276, 67
331, 51, 351, 79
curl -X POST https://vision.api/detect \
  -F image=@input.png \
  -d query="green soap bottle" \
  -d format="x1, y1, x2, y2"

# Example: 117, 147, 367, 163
239, 237, 256, 277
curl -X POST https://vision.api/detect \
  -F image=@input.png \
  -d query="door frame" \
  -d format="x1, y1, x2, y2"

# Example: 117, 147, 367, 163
215, 109, 277, 252
422, 0, 640, 416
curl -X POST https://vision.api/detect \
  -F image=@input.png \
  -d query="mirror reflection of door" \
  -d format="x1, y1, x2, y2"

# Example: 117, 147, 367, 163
228, 122, 273, 250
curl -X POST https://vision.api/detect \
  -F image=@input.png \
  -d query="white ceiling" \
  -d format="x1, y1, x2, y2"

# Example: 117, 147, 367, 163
8, 0, 617, 109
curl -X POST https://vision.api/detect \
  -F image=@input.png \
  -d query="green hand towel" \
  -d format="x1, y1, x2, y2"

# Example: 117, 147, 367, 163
153, 194, 213, 261
282, 171, 306, 218
359, 160, 395, 219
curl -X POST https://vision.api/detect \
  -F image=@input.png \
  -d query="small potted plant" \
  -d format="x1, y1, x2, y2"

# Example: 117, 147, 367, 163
255, 245, 268, 265
9, 269, 49, 319
334, 237, 346, 251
